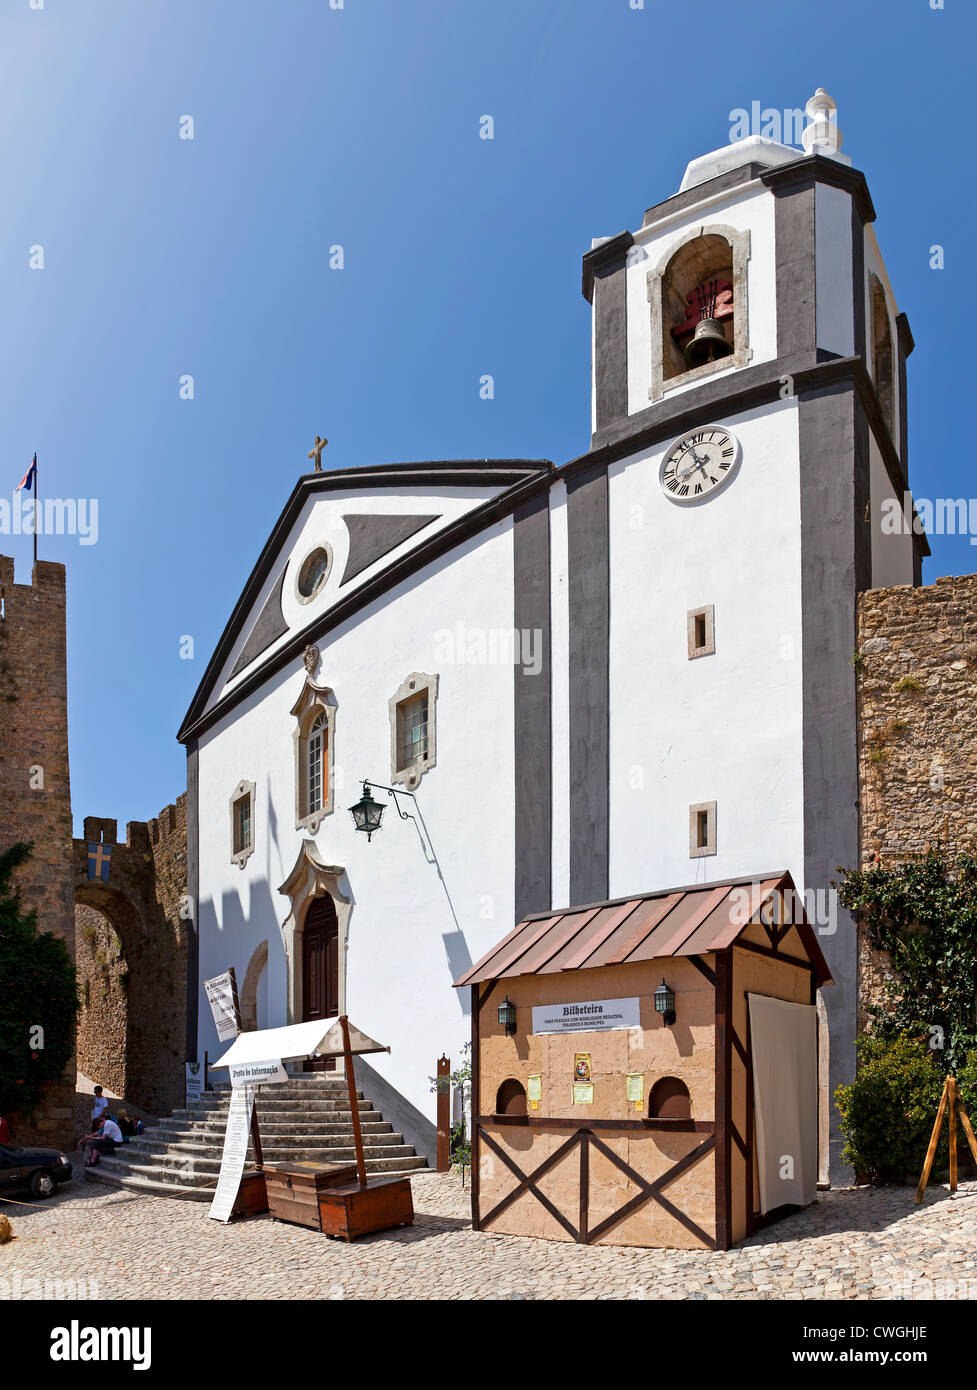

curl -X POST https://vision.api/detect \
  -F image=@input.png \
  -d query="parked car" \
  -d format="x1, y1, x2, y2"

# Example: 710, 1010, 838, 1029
0, 1143, 72, 1198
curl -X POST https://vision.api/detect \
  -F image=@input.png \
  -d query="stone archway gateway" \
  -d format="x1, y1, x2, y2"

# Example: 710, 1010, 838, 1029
73, 810, 188, 1118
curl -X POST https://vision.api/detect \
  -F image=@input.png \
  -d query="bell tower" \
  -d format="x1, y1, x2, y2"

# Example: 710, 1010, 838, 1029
566, 90, 925, 1182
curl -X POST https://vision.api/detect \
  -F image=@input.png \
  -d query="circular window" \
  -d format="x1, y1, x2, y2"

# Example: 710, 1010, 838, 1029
296, 545, 332, 604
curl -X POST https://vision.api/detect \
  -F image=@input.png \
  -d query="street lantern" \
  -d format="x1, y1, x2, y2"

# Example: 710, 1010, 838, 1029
349, 782, 385, 841
654, 978, 676, 1027
497, 996, 517, 1036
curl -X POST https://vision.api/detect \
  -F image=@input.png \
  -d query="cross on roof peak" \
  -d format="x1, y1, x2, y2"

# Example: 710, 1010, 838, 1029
307, 435, 328, 471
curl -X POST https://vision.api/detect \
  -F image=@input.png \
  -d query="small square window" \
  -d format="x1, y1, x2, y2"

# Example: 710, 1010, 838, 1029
689, 801, 717, 858
688, 605, 715, 659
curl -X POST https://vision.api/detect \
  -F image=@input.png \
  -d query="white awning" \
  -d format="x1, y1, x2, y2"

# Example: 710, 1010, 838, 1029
211, 1017, 389, 1068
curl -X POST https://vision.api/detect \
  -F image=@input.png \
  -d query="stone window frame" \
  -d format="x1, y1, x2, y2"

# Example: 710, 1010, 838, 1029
229, 778, 256, 870
687, 604, 716, 659
689, 800, 717, 858
389, 671, 439, 790
290, 675, 337, 834
278, 841, 352, 1029
647, 223, 752, 403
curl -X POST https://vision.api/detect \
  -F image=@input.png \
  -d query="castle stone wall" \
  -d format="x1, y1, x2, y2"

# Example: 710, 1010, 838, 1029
0, 556, 77, 1147
856, 574, 977, 1027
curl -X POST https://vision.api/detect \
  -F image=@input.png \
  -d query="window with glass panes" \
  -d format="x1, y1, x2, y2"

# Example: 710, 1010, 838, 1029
308, 711, 327, 813
396, 692, 428, 771
233, 794, 252, 854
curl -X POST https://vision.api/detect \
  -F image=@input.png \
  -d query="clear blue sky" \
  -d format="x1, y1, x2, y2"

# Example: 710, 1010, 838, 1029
0, 0, 969, 833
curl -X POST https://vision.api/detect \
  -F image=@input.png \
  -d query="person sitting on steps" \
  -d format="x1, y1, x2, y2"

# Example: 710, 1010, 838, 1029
82, 1114, 123, 1166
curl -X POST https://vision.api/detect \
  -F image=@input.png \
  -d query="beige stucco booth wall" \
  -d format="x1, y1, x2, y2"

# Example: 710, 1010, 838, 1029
477, 958, 716, 1248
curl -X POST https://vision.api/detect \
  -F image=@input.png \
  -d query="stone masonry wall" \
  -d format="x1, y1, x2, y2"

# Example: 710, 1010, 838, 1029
75, 903, 128, 1097
73, 797, 188, 1118
856, 574, 977, 1028
0, 556, 77, 1147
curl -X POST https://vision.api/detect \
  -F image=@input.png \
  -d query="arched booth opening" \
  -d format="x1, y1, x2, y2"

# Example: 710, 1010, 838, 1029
649, 1076, 692, 1120
495, 1078, 528, 1116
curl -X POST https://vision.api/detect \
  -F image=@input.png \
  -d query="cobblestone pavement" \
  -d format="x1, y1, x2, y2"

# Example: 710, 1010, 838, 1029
3, 1163, 977, 1300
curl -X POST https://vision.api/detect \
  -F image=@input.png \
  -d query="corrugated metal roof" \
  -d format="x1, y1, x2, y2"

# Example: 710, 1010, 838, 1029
454, 871, 833, 987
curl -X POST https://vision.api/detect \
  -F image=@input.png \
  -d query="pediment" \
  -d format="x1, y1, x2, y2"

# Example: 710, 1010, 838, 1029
178, 460, 554, 743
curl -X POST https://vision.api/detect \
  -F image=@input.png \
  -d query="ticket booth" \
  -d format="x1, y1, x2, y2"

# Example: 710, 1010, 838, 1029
455, 872, 832, 1251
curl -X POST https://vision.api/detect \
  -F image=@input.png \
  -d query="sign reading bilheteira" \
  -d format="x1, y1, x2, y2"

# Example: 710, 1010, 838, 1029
204, 970, 239, 1044
531, 997, 641, 1035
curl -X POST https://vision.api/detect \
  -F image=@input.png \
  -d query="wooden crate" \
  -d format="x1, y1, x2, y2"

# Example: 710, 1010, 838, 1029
317, 1176, 414, 1241
263, 1162, 359, 1230
231, 1170, 268, 1218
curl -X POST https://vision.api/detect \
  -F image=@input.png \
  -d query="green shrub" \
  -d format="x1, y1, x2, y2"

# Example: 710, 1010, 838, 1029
0, 843, 78, 1118
835, 1034, 948, 1184
836, 853, 977, 1074
956, 1050, 977, 1133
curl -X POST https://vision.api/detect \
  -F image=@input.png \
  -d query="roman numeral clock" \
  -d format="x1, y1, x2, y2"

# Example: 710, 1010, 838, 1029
660, 426, 740, 502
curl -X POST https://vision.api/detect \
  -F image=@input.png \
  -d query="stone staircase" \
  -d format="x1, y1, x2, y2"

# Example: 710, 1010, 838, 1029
84, 1074, 428, 1200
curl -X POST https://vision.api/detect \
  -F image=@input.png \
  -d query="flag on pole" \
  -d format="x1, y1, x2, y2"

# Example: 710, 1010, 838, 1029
16, 453, 37, 492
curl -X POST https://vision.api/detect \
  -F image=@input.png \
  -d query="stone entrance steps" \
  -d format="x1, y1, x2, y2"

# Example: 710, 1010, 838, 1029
84, 1075, 428, 1201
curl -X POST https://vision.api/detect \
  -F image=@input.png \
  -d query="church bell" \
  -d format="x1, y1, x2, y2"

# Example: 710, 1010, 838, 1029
683, 315, 734, 370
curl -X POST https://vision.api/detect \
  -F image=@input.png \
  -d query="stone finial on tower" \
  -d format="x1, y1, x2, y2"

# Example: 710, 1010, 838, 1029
802, 88, 843, 155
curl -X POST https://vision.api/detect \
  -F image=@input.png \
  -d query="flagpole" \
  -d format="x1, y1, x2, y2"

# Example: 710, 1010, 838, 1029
32, 453, 37, 568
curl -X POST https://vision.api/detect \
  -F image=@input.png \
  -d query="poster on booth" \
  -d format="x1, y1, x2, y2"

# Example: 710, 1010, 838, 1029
185, 1061, 203, 1107
208, 1084, 256, 1222
204, 970, 239, 1044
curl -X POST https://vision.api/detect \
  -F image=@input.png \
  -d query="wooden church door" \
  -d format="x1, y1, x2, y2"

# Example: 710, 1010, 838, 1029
302, 895, 338, 1071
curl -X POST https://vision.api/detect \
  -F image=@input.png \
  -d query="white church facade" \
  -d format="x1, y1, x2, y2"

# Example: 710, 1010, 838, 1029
178, 92, 925, 1179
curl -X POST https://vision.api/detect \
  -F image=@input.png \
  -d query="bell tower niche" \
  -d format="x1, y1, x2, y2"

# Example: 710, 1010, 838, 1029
650, 224, 753, 400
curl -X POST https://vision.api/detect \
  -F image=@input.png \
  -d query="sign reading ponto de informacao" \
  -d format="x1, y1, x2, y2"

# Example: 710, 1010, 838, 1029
228, 1059, 288, 1089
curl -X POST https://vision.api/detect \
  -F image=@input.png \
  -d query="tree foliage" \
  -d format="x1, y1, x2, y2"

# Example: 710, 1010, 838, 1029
836, 853, 977, 1073
0, 843, 78, 1117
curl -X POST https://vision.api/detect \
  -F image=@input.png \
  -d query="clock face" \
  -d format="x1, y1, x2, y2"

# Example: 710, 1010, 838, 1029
660, 426, 741, 504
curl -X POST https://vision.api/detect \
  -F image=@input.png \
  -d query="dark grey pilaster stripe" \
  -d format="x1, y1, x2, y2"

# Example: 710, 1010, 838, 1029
773, 183, 816, 357
567, 465, 609, 905
798, 383, 860, 1185
854, 395, 872, 593
594, 256, 629, 434
895, 312, 921, 584
513, 493, 552, 920
851, 200, 866, 362
185, 738, 200, 1062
